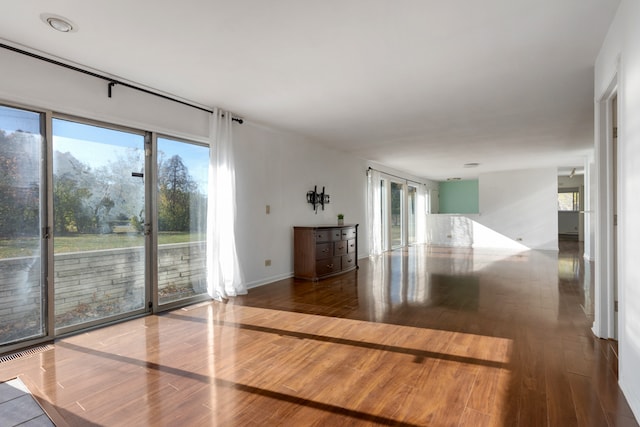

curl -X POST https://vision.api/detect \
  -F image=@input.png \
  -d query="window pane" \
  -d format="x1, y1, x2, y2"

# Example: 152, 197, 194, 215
558, 191, 579, 211
53, 118, 146, 330
157, 137, 208, 305
0, 105, 45, 345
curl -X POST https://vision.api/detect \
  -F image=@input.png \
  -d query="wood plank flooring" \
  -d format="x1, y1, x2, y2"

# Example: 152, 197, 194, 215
0, 243, 636, 426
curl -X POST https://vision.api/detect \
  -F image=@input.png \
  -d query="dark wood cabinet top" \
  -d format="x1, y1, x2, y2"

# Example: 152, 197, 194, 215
294, 224, 358, 230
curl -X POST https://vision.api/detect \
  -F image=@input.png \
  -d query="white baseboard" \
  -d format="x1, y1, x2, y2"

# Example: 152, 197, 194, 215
620, 376, 640, 424
246, 272, 293, 289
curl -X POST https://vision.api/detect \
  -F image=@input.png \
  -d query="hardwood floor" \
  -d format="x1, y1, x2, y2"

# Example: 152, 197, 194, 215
0, 244, 636, 426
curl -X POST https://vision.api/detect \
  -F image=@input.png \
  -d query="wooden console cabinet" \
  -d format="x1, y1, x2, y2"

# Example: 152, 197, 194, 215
294, 224, 359, 281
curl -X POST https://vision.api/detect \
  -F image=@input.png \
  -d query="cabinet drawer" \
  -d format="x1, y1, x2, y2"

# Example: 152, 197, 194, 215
342, 253, 355, 270
316, 256, 341, 276
315, 229, 330, 242
341, 227, 356, 240
334, 240, 348, 256
347, 239, 356, 253
315, 243, 332, 260
330, 228, 343, 241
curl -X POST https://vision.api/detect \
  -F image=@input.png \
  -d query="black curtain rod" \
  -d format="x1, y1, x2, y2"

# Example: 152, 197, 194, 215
0, 42, 243, 124
366, 166, 424, 186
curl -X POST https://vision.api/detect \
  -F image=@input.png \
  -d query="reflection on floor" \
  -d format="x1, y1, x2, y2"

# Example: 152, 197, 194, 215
0, 243, 636, 426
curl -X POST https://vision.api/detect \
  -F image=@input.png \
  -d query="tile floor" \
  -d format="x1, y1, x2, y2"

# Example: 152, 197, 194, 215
0, 377, 54, 427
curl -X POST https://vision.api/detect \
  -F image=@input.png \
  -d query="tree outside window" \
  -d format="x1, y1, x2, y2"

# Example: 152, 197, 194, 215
558, 188, 580, 211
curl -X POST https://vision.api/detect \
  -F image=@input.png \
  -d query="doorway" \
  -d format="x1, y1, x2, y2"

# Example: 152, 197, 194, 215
593, 77, 619, 342
612, 94, 618, 340
557, 180, 582, 242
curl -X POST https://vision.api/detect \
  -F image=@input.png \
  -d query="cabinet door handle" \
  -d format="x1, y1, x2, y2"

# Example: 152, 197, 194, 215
347, 259, 352, 263
327, 263, 333, 268
322, 248, 329, 253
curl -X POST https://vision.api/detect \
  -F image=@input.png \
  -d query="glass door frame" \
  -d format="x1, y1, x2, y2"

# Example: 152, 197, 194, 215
0, 102, 54, 353
1, 104, 213, 354
380, 176, 389, 252
378, 175, 406, 251
151, 133, 211, 313
44, 110, 55, 344
51, 113, 152, 336
389, 179, 405, 249
407, 184, 418, 245
378, 175, 424, 252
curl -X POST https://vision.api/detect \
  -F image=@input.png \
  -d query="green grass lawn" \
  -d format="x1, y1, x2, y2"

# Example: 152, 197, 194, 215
0, 232, 204, 258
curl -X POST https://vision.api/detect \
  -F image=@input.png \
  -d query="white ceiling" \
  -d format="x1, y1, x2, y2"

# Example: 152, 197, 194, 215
1, 1, 619, 181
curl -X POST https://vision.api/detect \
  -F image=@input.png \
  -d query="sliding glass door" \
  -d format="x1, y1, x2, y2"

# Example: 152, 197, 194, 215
380, 177, 389, 252
156, 137, 209, 307
0, 105, 46, 346
52, 118, 148, 331
377, 178, 421, 251
408, 185, 417, 244
1, 106, 212, 351
390, 181, 404, 248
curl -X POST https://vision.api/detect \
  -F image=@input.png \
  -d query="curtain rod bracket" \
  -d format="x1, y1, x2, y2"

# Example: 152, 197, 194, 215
108, 81, 116, 98
221, 113, 244, 124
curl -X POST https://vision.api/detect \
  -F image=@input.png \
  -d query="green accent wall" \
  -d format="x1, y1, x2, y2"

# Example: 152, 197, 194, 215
438, 180, 479, 213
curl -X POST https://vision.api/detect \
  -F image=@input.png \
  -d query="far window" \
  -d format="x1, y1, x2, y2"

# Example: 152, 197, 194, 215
558, 188, 580, 211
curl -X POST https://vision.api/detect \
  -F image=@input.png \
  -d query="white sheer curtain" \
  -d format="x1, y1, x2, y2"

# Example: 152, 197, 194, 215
416, 184, 427, 244
367, 168, 383, 256
207, 108, 246, 300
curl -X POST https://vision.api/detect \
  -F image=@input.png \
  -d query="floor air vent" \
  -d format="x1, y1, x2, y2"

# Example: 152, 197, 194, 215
0, 344, 54, 364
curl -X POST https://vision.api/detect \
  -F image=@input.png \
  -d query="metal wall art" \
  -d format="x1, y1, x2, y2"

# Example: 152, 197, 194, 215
306, 186, 330, 214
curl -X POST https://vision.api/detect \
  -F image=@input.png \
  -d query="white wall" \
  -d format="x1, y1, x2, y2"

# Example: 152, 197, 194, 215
478, 169, 558, 251
0, 43, 371, 290
0, 46, 210, 142
595, 0, 640, 419
584, 156, 595, 260
426, 168, 558, 251
557, 212, 579, 235
234, 122, 368, 288
367, 161, 438, 190
558, 174, 584, 189
478, 168, 558, 251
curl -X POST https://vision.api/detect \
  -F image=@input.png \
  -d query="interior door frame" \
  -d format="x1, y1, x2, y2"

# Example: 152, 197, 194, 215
593, 69, 621, 340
